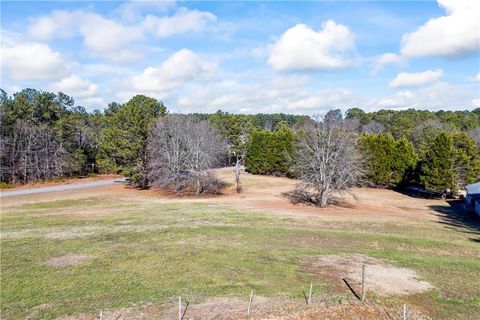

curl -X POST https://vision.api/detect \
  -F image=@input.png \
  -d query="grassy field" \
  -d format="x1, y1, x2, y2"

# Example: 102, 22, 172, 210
1, 172, 479, 319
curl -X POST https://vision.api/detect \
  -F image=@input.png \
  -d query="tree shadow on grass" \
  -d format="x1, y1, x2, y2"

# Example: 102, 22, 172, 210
429, 199, 480, 243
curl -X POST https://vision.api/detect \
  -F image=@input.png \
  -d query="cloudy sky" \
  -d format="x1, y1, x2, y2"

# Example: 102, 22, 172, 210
1, 0, 479, 114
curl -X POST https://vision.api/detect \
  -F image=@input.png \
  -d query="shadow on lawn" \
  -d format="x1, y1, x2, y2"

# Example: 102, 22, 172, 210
429, 199, 480, 243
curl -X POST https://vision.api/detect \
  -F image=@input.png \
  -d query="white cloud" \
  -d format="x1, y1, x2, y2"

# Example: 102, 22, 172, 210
388, 69, 443, 88
79, 13, 144, 61
26, 7, 220, 61
75, 97, 106, 109
401, 0, 480, 57
27, 10, 78, 41
375, 82, 474, 110
474, 72, 480, 81
116, 0, 176, 22
268, 21, 356, 71
376, 90, 415, 108
0, 42, 69, 81
473, 98, 480, 107
0, 28, 23, 47
51, 74, 97, 98
174, 73, 357, 114
144, 7, 217, 37
27, 10, 144, 61
371, 53, 406, 75
50, 74, 105, 109
125, 49, 217, 99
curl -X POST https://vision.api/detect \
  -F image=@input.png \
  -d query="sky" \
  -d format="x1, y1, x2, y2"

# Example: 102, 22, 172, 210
1, 0, 479, 114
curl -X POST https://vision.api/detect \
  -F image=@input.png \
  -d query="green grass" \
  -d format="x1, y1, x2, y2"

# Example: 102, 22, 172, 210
1, 196, 479, 319
0, 181, 13, 189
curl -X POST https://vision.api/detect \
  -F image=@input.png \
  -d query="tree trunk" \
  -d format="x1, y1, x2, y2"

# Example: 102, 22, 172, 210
196, 178, 201, 195
319, 189, 329, 207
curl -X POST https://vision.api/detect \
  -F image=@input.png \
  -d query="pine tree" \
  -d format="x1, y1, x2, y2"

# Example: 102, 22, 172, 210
100, 95, 167, 188
420, 133, 456, 191
451, 132, 480, 187
392, 137, 417, 184
358, 133, 396, 186
245, 126, 294, 176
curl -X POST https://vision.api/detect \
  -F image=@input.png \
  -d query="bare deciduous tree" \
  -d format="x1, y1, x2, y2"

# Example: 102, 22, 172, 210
362, 120, 385, 134
147, 115, 228, 195
233, 155, 244, 194
468, 127, 480, 147
342, 117, 361, 133
290, 119, 362, 207
1, 120, 67, 183
232, 124, 248, 194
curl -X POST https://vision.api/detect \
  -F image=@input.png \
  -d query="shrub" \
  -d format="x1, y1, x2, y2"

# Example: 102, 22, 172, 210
245, 125, 294, 176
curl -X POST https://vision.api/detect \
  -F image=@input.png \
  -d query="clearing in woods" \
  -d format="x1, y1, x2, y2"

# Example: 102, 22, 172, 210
1, 168, 479, 319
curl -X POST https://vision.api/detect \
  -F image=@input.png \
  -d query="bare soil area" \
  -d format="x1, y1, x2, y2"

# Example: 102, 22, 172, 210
308, 254, 433, 296
46, 255, 92, 267
59, 296, 430, 320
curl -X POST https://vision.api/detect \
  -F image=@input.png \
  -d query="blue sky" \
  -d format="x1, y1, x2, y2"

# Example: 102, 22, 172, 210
1, 0, 479, 114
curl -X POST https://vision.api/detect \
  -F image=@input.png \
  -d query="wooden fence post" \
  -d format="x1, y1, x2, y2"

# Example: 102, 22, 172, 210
246, 290, 254, 316
361, 264, 366, 302
178, 296, 182, 320
403, 304, 408, 320
308, 283, 313, 304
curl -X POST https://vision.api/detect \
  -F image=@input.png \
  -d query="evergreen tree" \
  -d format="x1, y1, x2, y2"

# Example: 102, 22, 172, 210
392, 137, 417, 185
358, 133, 397, 186
451, 132, 480, 187
100, 95, 167, 187
419, 133, 456, 191
208, 111, 254, 162
245, 125, 294, 176
359, 133, 417, 186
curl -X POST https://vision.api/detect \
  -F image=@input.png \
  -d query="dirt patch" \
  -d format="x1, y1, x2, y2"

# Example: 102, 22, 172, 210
309, 254, 433, 296
45, 255, 92, 267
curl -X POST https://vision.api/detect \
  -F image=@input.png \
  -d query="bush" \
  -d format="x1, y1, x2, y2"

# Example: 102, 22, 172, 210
245, 125, 294, 176
0, 181, 12, 189
358, 133, 417, 187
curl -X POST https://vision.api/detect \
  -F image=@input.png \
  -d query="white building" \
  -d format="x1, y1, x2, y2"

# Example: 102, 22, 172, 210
465, 182, 480, 217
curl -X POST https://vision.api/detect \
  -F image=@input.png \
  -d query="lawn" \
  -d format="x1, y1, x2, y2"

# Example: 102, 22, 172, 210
1, 178, 479, 319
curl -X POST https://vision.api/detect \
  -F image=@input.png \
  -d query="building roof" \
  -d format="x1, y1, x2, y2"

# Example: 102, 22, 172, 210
465, 182, 480, 195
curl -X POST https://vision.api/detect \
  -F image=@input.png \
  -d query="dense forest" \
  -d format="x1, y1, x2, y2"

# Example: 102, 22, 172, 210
1, 88, 479, 193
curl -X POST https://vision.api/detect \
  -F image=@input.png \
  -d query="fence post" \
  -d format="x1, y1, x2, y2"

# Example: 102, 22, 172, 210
308, 283, 313, 304
361, 264, 366, 302
99, 310, 103, 320
246, 290, 254, 316
403, 304, 408, 320
178, 296, 182, 320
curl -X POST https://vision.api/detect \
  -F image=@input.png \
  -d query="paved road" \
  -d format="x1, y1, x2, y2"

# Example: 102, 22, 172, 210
0, 178, 126, 198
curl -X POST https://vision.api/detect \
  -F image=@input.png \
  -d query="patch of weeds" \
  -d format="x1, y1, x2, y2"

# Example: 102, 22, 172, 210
0, 181, 13, 189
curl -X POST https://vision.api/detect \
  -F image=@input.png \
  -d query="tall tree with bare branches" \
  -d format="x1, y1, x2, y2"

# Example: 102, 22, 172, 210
147, 115, 227, 195
291, 118, 362, 207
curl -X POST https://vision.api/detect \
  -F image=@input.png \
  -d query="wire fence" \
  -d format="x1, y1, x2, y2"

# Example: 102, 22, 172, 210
93, 264, 431, 320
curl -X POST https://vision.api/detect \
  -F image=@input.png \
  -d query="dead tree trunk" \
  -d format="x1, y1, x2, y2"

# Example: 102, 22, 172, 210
234, 156, 243, 194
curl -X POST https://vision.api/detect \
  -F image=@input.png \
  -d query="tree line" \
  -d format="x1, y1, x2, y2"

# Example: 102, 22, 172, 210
244, 109, 480, 194
1, 88, 479, 203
